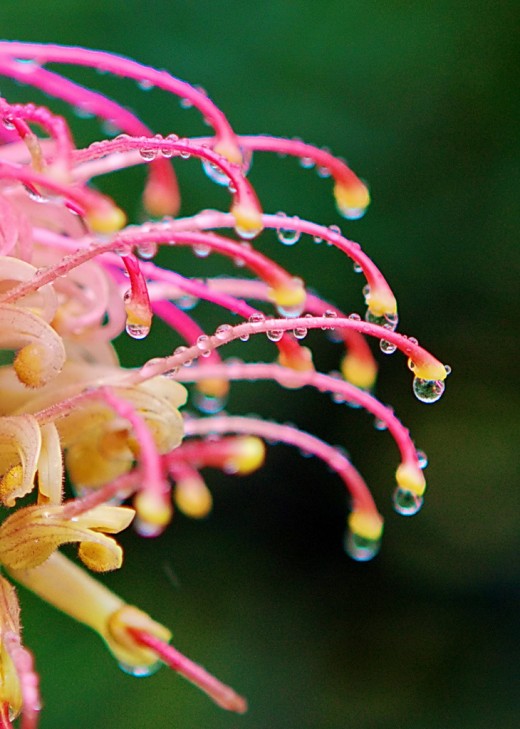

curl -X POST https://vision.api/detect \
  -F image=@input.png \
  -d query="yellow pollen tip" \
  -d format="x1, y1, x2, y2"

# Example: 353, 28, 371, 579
108, 605, 172, 668
341, 353, 378, 389
229, 437, 265, 475
278, 346, 314, 373
213, 140, 243, 166
174, 479, 213, 519
410, 360, 448, 381
365, 292, 398, 319
267, 279, 306, 309
348, 510, 384, 541
395, 462, 426, 497
134, 491, 172, 528
334, 182, 370, 216
196, 378, 229, 399
87, 205, 127, 234
231, 203, 263, 239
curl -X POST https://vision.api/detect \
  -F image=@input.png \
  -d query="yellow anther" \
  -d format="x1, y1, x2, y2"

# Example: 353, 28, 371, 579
86, 205, 127, 234
231, 203, 263, 239
333, 182, 370, 218
134, 491, 173, 529
348, 510, 384, 541
174, 479, 213, 519
267, 278, 306, 310
395, 462, 426, 497
228, 437, 265, 475
341, 353, 377, 390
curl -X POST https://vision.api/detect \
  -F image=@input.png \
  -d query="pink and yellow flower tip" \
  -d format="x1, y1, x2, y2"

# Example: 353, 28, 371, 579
334, 180, 371, 220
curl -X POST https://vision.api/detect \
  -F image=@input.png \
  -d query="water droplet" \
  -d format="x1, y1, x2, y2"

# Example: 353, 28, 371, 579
196, 334, 212, 357
118, 659, 162, 677
126, 321, 150, 339
365, 309, 388, 327
348, 312, 361, 321
444, 364, 452, 376
266, 328, 283, 342
177, 294, 199, 311
338, 205, 366, 221
137, 79, 154, 91
380, 339, 397, 354
276, 302, 305, 318
353, 262, 363, 274
416, 450, 428, 469
413, 377, 445, 403
174, 345, 193, 367
292, 326, 308, 339
344, 531, 380, 561
139, 147, 157, 161
373, 417, 388, 431
300, 156, 315, 169
248, 312, 265, 327
321, 309, 338, 330
328, 224, 342, 236
23, 185, 47, 204
392, 487, 424, 516
277, 227, 301, 246
316, 165, 332, 178
193, 391, 226, 414
215, 324, 233, 341
180, 97, 193, 109
134, 518, 165, 538
239, 332, 250, 342
193, 243, 211, 258
2, 117, 15, 130
136, 242, 157, 260
313, 235, 323, 244
201, 158, 229, 186
235, 223, 261, 240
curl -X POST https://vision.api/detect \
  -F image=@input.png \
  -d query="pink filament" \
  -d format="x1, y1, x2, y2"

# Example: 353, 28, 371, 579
126, 627, 247, 714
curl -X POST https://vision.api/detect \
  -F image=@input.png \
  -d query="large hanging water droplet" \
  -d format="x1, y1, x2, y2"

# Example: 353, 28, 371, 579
276, 302, 305, 318
344, 531, 380, 561
338, 205, 366, 221
392, 487, 424, 516
118, 660, 162, 678
292, 326, 308, 339
413, 377, 445, 403
193, 390, 226, 414
201, 158, 229, 186
126, 321, 150, 339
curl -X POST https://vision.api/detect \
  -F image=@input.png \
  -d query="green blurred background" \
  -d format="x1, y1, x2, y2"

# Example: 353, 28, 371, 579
0, 1, 518, 727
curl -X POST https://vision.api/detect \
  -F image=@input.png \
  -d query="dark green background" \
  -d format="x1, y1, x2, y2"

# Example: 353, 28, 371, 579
0, 2, 518, 728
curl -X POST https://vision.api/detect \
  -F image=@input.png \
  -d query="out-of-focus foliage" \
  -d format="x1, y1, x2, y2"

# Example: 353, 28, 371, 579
0, 1, 517, 727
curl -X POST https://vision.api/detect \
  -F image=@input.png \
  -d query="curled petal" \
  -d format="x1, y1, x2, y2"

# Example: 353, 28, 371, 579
0, 416, 41, 507
0, 503, 134, 572
0, 256, 58, 323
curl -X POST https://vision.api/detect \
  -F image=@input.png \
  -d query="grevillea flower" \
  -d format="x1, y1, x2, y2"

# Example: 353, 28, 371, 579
0, 41, 450, 727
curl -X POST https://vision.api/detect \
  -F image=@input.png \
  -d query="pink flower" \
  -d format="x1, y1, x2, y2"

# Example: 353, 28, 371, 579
0, 42, 449, 727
